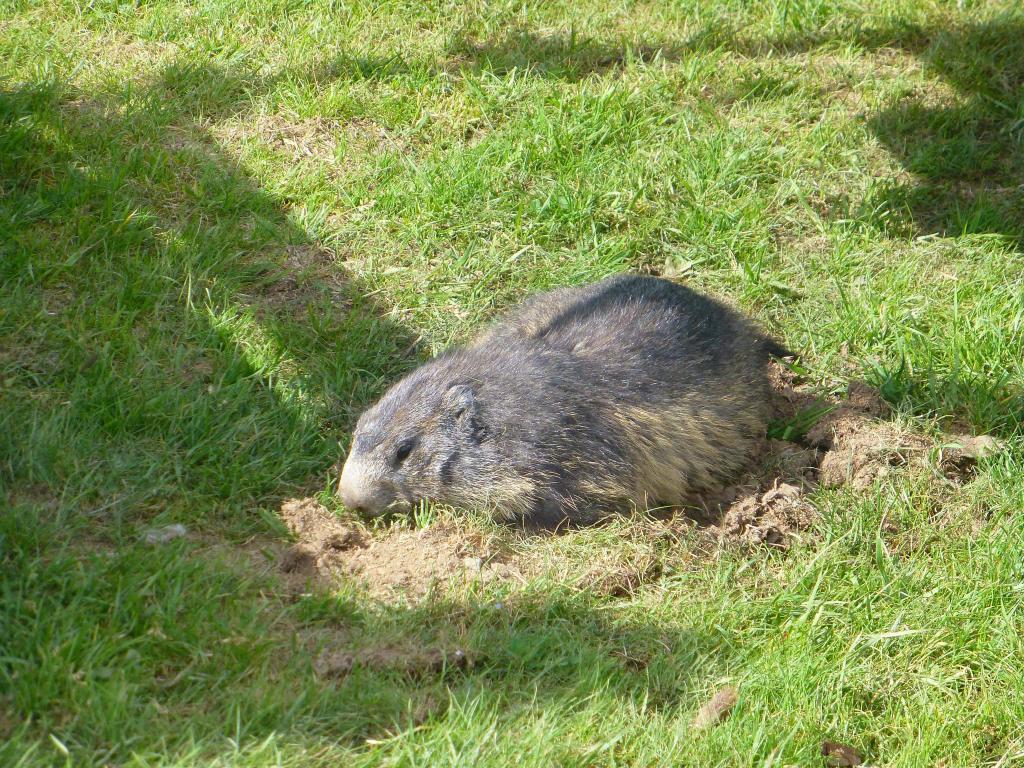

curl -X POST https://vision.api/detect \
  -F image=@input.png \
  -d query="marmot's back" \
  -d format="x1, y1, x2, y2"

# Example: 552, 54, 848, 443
478, 274, 778, 367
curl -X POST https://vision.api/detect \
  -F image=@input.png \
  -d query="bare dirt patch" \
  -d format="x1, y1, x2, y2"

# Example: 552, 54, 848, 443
251, 243, 351, 319
5, 483, 60, 512
579, 556, 665, 598
277, 498, 523, 600
212, 115, 339, 162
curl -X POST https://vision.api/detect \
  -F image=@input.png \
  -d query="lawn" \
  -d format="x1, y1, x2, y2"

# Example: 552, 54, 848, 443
2, 0, 1024, 765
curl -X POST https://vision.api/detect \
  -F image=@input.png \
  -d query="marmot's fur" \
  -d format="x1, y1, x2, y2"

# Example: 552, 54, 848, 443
338, 274, 788, 526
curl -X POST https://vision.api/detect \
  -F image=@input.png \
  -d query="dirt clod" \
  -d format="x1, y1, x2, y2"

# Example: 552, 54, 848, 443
692, 686, 739, 730
714, 481, 817, 548
340, 527, 515, 598
953, 434, 1005, 459
141, 524, 188, 545
700, 365, 832, 546
822, 739, 863, 766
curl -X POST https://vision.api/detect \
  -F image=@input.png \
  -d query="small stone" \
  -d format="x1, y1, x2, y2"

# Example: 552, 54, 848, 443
462, 556, 483, 573
141, 524, 188, 545
692, 686, 738, 730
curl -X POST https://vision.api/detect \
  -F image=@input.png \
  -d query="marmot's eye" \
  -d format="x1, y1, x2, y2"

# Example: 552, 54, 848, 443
394, 439, 414, 465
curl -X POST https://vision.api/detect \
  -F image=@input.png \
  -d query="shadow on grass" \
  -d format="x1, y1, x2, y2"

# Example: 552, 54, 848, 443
296, 28, 694, 84
0, 64, 416, 522
295, 14, 1023, 247
748, 17, 1024, 248
760, 15, 1024, 432
856, 19, 1023, 248
285, 585, 725, 748
454, 19, 1024, 247
446, 28, 692, 80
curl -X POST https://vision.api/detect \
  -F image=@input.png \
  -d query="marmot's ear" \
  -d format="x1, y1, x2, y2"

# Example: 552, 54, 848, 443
442, 383, 476, 420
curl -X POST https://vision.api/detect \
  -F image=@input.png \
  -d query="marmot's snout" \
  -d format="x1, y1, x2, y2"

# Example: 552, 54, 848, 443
337, 454, 398, 516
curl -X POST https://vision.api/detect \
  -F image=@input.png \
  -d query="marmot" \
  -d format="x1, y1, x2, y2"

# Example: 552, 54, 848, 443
338, 274, 788, 526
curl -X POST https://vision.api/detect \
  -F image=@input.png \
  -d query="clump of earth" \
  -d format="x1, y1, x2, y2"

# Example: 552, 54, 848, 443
277, 497, 522, 600
706, 365, 1001, 548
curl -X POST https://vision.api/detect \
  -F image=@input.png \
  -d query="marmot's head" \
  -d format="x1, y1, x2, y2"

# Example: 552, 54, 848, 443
337, 359, 505, 517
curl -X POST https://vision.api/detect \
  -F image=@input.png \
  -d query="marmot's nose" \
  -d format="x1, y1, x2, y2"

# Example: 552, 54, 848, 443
337, 473, 367, 513
337, 482, 360, 510
337, 459, 388, 515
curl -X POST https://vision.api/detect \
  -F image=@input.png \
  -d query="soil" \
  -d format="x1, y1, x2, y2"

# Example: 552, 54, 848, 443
254, 243, 351, 319
698, 364, 871, 547
277, 498, 523, 600
694, 364, 997, 548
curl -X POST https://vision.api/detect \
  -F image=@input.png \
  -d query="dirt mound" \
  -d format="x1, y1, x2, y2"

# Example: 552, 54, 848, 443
800, 376, 934, 490
706, 364, 1005, 547
699, 364, 858, 546
277, 498, 522, 600
713, 481, 818, 547
817, 421, 931, 490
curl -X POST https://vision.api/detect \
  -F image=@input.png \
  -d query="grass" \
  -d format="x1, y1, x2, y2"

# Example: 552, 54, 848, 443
2, 0, 1024, 764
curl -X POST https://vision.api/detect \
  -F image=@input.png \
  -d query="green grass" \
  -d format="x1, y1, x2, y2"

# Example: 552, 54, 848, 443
2, 0, 1024, 764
